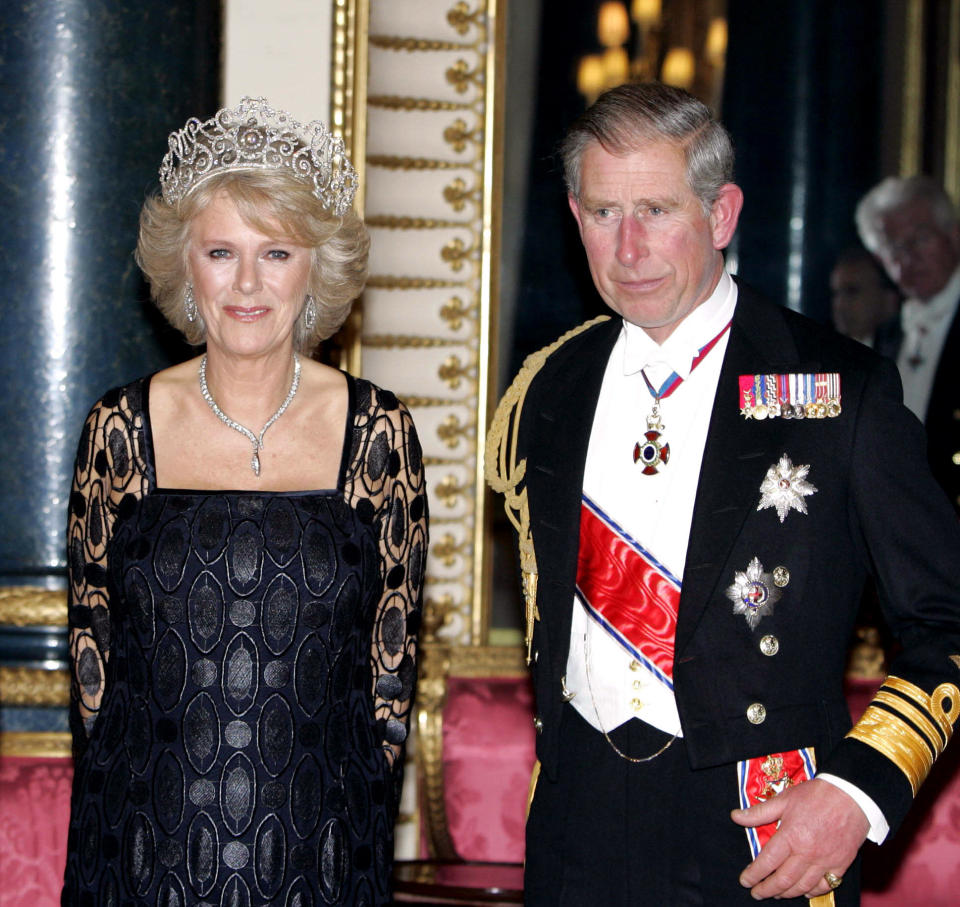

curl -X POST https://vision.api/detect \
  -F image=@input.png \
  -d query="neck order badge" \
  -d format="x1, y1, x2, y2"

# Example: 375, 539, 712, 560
634, 320, 732, 473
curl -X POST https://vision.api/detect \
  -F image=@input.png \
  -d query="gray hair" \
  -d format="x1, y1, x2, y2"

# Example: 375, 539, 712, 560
855, 175, 959, 253
559, 81, 735, 213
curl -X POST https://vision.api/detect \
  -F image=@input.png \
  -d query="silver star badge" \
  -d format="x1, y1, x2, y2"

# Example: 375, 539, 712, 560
726, 557, 782, 629
757, 454, 817, 523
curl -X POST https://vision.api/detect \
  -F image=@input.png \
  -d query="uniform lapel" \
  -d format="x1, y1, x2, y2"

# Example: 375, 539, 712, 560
525, 318, 620, 665
676, 288, 806, 654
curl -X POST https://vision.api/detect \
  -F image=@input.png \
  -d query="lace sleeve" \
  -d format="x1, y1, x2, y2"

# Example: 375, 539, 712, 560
66, 385, 148, 755
347, 382, 429, 809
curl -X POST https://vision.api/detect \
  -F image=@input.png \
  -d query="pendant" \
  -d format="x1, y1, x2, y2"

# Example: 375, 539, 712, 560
633, 408, 670, 474
251, 449, 261, 477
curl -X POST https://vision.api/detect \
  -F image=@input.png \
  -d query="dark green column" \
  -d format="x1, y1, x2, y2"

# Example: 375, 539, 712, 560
0, 0, 219, 729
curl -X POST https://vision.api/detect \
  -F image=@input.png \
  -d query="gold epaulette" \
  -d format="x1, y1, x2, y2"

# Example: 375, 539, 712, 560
483, 316, 610, 665
846, 672, 960, 795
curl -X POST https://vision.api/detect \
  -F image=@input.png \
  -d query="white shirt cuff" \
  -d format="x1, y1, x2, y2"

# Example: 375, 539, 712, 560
817, 772, 889, 844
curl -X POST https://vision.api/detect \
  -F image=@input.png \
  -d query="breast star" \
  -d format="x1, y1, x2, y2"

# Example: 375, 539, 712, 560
757, 454, 817, 523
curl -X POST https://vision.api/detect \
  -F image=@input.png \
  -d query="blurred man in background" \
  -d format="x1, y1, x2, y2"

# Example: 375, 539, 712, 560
856, 176, 960, 511
829, 246, 901, 348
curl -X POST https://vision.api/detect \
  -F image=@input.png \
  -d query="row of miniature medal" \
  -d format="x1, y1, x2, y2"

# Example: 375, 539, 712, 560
634, 361, 823, 630
739, 372, 842, 420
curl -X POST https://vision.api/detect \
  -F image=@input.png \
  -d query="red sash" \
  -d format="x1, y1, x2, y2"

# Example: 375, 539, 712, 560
575, 496, 680, 688
738, 748, 817, 857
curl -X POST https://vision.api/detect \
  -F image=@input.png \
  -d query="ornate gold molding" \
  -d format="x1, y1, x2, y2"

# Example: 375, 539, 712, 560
447, 1, 485, 36
366, 215, 469, 229
330, 0, 368, 378
436, 414, 474, 449
442, 118, 482, 153
446, 59, 483, 93
432, 533, 471, 566
0, 586, 68, 627
442, 178, 479, 212
369, 35, 472, 52
366, 275, 466, 289
361, 0, 503, 647
434, 474, 470, 507
439, 295, 477, 329
366, 155, 465, 170
437, 354, 474, 389
440, 236, 475, 270
361, 334, 463, 348
0, 731, 72, 758
367, 95, 472, 112
0, 667, 70, 707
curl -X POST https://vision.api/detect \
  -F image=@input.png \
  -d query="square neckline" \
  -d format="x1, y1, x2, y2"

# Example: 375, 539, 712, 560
141, 368, 357, 496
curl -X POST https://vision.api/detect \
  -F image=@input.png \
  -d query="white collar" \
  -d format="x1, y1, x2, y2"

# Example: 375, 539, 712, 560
902, 263, 960, 333
621, 270, 737, 378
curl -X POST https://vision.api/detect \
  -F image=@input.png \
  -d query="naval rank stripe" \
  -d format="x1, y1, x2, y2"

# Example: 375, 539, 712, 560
575, 495, 681, 689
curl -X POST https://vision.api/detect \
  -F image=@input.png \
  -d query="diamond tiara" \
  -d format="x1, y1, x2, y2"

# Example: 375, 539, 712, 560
158, 97, 357, 216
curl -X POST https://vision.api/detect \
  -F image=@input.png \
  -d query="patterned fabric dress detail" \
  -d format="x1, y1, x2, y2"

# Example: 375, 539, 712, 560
62, 374, 427, 907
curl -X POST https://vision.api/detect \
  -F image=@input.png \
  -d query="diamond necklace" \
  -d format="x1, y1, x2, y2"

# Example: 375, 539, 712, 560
198, 353, 301, 476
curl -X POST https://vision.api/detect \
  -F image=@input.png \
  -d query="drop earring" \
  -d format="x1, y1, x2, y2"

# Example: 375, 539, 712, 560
303, 295, 317, 332
184, 283, 198, 323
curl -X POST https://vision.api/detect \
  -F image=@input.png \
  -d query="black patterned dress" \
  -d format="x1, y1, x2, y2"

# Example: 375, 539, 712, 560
62, 374, 427, 906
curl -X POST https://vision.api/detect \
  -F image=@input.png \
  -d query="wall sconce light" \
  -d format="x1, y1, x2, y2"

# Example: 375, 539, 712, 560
661, 46, 695, 89
576, 1, 726, 107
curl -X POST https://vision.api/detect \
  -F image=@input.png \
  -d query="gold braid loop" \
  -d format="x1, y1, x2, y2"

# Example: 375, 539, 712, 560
484, 315, 610, 664
846, 674, 960, 796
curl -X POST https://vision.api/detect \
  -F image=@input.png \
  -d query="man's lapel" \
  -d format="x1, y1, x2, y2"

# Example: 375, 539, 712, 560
676, 288, 809, 653
526, 318, 620, 658
926, 294, 960, 421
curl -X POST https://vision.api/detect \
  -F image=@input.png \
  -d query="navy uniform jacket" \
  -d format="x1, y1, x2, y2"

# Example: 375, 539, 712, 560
491, 283, 960, 837
875, 299, 960, 513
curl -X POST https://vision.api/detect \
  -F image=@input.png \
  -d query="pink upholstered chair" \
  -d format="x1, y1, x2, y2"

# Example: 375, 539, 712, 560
416, 644, 536, 862
0, 589, 73, 907
0, 737, 73, 907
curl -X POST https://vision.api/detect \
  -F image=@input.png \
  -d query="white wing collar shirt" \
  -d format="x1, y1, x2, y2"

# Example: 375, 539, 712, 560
566, 269, 736, 738
897, 262, 960, 420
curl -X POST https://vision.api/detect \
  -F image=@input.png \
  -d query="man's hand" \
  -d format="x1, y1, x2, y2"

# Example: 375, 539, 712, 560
730, 778, 870, 900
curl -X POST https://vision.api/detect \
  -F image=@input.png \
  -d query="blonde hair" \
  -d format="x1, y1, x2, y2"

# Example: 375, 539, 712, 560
135, 168, 369, 350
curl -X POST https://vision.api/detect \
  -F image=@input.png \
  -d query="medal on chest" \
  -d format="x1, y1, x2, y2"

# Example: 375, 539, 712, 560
633, 318, 732, 474
634, 389, 670, 474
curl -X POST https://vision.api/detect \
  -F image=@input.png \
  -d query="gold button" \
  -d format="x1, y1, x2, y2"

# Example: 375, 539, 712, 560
534, 717, 543, 733
746, 702, 767, 724
633, 679, 642, 690
772, 566, 790, 587
629, 659, 641, 671
952, 452, 960, 466
760, 635, 779, 656
631, 698, 643, 711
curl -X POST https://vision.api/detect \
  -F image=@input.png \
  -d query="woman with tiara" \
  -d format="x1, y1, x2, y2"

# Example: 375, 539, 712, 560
62, 98, 427, 906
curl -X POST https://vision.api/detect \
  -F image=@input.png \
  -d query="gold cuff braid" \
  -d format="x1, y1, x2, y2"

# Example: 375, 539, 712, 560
846, 674, 960, 796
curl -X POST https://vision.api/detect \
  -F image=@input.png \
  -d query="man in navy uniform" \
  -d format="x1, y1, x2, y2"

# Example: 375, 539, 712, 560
487, 82, 960, 905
